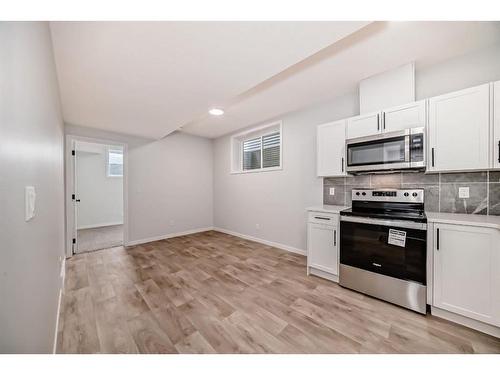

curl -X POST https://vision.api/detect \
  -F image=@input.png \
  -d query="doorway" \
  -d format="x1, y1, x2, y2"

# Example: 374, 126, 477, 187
66, 136, 127, 256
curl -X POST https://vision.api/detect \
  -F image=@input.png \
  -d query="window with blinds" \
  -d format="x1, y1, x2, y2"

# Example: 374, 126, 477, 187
242, 137, 261, 170
231, 121, 282, 173
107, 149, 123, 177
242, 131, 281, 171
262, 132, 280, 168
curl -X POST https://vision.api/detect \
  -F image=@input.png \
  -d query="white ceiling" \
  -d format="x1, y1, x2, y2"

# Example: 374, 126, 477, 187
50, 21, 369, 139
182, 21, 500, 138
50, 21, 500, 140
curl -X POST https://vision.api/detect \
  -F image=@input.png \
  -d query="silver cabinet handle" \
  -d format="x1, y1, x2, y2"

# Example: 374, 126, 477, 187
333, 229, 337, 246
314, 216, 330, 221
377, 113, 380, 131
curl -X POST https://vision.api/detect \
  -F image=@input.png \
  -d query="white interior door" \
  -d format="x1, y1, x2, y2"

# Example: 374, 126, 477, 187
71, 139, 78, 254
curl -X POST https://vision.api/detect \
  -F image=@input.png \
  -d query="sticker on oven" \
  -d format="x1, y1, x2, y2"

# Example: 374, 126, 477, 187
388, 229, 406, 247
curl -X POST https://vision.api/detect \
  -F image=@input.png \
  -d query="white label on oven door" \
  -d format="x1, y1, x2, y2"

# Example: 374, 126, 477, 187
388, 229, 406, 247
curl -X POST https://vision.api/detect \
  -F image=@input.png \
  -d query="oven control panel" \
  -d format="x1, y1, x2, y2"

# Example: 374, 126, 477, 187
352, 189, 424, 203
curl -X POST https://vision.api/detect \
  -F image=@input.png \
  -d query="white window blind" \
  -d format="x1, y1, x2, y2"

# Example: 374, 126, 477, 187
107, 149, 123, 177
242, 137, 261, 170
262, 132, 280, 168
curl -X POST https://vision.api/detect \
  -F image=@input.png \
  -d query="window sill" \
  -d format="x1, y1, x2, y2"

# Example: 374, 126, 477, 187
230, 166, 283, 175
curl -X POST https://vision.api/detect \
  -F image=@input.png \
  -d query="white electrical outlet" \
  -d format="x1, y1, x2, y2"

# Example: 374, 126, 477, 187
458, 187, 470, 199
329, 187, 335, 196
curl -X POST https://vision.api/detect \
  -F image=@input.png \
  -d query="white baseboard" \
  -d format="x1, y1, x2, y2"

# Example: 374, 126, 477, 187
213, 227, 306, 256
431, 306, 500, 338
77, 221, 123, 230
126, 227, 214, 246
53, 257, 66, 354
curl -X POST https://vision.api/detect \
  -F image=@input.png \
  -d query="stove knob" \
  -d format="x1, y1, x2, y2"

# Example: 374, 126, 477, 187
356, 192, 360, 196
361, 192, 366, 196
412, 192, 418, 197
404, 192, 409, 197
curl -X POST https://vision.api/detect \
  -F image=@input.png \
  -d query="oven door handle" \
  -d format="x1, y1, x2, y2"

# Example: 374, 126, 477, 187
340, 215, 427, 230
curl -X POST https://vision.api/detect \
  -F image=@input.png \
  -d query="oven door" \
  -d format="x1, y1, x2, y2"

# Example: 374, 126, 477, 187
346, 130, 410, 172
340, 216, 427, 285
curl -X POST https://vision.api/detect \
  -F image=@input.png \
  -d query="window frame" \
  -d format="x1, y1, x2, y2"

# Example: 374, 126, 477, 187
106, 147, 124, 178
230, 121, 283, 174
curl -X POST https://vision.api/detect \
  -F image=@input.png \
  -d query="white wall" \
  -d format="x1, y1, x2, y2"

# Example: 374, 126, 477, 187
65, 126, 213, 244
213, 42, 500, 252
214, 93, 359, 253
0, 22, 65, 353
76, 142, 123, 229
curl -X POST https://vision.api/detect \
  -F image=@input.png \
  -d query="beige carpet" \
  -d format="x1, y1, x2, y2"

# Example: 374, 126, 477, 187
77, 224, 123, 253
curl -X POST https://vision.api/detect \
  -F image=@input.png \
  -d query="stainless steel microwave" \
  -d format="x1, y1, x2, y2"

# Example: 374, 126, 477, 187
345, 127, 425, 173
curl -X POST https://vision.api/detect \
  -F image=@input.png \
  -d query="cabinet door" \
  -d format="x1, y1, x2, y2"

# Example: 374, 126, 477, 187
493, 81, 500, 169
382, 100, 426, 132
307, 222, 338, 275
428, 84, 490, 172
433, 223, 500, 325
346, 111, 381, 139
317, 120, 346, 177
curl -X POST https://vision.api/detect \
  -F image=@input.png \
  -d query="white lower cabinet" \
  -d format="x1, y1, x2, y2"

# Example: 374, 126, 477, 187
307, 212, 339, 281
433, 223, 500, 327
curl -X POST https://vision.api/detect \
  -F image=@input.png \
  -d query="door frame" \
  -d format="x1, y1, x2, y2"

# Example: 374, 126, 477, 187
64, 135, 129, 258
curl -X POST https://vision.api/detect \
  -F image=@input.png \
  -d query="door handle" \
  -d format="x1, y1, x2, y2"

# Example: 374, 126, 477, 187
341, 157, 344, 172
377, 114, 380, 131
436, 228, 440, 250
498, 141, 500, 163
382, 112, 386, 130
333, 229, 337, 246
431, 148, 435, 167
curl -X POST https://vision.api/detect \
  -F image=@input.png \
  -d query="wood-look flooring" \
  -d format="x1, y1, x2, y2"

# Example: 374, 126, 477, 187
57, 230, 500, 354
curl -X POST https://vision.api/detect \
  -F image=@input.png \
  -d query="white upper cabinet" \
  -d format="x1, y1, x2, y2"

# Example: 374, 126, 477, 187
493, 81, 500, 169
346, 111, 381, 139
428, 83, 490, 172
433, 223, 500, 326
382, 100, 426, 132
317, 120, 346, 177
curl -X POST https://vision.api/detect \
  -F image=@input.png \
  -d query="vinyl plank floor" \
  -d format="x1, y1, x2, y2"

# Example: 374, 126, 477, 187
57, 230, 500, 354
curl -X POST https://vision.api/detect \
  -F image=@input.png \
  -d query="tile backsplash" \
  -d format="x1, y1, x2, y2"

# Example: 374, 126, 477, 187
324, 171, 500, 215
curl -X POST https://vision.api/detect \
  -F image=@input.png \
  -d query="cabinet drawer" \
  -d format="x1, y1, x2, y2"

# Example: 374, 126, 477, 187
308, 212, 339, 225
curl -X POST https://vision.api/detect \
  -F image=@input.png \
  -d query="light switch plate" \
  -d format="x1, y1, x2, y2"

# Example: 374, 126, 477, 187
329, 187, 335, 196
25, 186, 36, 221
458, 187, 470, 199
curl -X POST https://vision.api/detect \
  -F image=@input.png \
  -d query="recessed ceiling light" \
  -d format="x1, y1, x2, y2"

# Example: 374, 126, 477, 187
209, 108, 224, 116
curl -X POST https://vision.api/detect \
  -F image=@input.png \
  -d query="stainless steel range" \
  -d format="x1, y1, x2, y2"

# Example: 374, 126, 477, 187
339, 188, 427, 314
